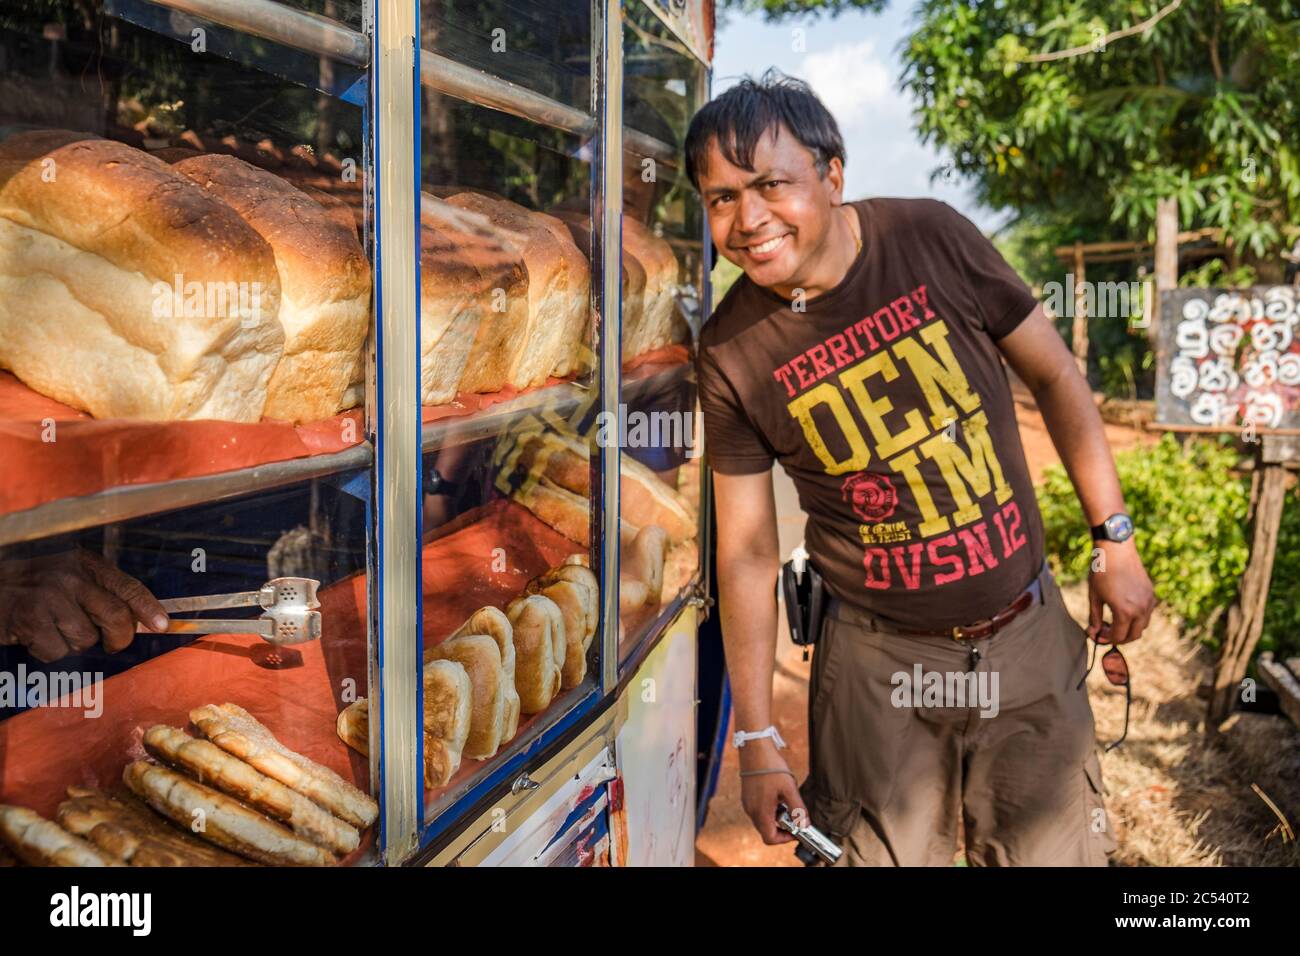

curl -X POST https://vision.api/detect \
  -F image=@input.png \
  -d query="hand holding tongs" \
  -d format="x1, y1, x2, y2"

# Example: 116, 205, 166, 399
141, 577, 322, 646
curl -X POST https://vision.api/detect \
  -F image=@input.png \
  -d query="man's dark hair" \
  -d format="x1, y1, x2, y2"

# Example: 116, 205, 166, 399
684, 69, 846, 190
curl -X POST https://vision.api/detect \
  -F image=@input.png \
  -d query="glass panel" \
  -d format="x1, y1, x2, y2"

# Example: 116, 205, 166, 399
416, 0, 600, 831
618, 0, 706, 664
0, 1, 379, 865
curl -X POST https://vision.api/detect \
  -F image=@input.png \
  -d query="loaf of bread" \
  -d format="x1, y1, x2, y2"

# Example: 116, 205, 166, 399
171, 154, 371, 423
505, 594, 565, 714
0, 804, 122, 867
57, 786, 251, 867
189, 703, 378, 830
451, 607, 520, 742
505, 427, 695, 543
143, 725, 359, 856
512, 475, 591, 546
422, 658, 473, 788
122, 761, 334, 866
419, 193, 528, 403
0, 130, 285, 421
622, 218, 680, 358
430, 187, 589, 387
426, 633, 505, 760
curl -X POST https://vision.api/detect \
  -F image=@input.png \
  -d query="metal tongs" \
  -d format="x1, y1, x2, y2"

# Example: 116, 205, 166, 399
146, 577, 322, 646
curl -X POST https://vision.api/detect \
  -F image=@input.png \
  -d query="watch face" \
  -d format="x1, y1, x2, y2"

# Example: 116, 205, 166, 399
1105, 514, 1135, 542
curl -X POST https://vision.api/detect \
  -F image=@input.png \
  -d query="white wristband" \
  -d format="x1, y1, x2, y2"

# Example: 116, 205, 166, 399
732, 725, 787, 750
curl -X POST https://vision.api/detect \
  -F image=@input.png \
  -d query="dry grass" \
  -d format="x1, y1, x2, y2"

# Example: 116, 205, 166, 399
1060, 583, 1300, 867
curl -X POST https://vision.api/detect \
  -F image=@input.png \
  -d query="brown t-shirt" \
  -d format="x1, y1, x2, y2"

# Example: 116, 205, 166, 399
697, 198, 1044, 630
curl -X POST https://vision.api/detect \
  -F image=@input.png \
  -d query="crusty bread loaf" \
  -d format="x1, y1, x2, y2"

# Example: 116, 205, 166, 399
0, 130, 285, 421
505, 426, 695, 543
505, 595, 564, 714
426, 634, 505, 760
451, 607, 520, 742
143, 725, 359, 856
423, 659, 472, 788
622, 218, 680, 358
189, 703, 378, 829
549, 206, 647, 365
122, 761, 334, 866
0, 804, 122, 867
419, 193, 528, 403
512, 475, 591, 546
431, 187, 589, 388
620, 454, 697, 543
172, 154, 370, 423
58, 786, 251, 867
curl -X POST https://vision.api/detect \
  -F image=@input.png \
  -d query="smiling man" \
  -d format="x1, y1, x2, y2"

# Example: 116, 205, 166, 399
688, 72, 1156, 866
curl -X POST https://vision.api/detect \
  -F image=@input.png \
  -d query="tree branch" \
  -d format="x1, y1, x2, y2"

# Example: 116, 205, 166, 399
1026, 0, 1184, 63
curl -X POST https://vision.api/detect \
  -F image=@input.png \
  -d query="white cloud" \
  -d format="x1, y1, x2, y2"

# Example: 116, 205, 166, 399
793, 40, 893, 133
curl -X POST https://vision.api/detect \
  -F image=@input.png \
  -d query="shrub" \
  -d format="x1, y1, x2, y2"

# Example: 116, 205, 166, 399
1036, 435, 1251, 639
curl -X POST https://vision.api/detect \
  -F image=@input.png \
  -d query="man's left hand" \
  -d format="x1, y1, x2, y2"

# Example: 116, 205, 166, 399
1087, 540, 1156, 645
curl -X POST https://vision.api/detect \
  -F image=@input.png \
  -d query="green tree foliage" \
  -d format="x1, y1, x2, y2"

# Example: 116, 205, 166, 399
901, 0, 1300, 264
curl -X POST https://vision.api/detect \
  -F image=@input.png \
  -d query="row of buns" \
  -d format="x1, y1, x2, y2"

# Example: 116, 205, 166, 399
0, 128, 683, 426
0, 703, 378, 867
336, 555, 599, 790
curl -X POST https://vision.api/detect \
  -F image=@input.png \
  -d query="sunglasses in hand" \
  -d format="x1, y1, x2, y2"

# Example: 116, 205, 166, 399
1076, 622, 1131, 752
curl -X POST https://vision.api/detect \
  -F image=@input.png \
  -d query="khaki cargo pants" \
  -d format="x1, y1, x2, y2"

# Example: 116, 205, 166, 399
799, 564, 1117, 866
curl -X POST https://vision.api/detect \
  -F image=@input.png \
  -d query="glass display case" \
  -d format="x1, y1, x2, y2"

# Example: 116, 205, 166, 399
0, 0, 389, 867
0, 0, 715, 868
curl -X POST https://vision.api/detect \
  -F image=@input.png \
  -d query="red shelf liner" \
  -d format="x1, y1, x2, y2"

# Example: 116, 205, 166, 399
0, 343, 689, 519
0, 498, 584, 861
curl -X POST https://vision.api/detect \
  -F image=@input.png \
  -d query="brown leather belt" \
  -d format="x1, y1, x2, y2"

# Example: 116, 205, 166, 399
901, 583, 1039, 641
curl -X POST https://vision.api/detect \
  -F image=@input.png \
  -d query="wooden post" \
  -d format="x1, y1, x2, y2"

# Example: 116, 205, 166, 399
1154, 197, 1179, 346
1071, 242, 1088, 376
1206, 436, 1291, 733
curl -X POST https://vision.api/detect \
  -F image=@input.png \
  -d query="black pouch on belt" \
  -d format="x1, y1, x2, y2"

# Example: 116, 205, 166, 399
779, 556, 826, 658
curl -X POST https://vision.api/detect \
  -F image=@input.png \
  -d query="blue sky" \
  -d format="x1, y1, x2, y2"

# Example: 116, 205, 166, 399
712, 2, 1008, 233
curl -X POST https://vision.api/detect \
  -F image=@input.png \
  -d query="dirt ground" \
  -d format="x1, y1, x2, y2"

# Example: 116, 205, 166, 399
694, 385, 1300, 867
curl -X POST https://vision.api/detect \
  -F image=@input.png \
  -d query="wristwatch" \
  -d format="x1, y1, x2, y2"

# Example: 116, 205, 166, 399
1091, 512, 1135, 543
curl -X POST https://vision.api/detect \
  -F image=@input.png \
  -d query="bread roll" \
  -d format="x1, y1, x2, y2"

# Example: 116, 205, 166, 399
623, 522, 669, 606
336, 698, 369, 756
536, 581, 587, 689
171, 154, 370, 423
505, 595, 564, 714
527, 563, 598, 650
430, 188, 589, 388
620, 454, 697, 543
423, 658, 473, 788
122, 761, 334, 866
451, 607, 520, 742
425, 634, 505, 760
143, 725, 359, 856
0, 130, 285, 421
189, 703, 378, 829
58, 786, 251, 867
419, 193, 528, 403
0, 804, 122, 867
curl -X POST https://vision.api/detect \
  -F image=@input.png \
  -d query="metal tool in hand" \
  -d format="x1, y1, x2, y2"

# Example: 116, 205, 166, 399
146, 577, 322, 645
776, 802, 843, 866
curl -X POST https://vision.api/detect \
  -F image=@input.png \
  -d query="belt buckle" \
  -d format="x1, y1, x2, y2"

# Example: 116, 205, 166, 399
952, 620, 989, 642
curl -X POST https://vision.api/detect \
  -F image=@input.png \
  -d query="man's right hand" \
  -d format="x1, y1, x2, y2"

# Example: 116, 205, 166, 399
739, 739, 807, 844
0, 550, 169, 663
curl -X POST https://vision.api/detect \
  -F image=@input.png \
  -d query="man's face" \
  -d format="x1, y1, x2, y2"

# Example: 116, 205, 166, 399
696, 124, 844, 294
